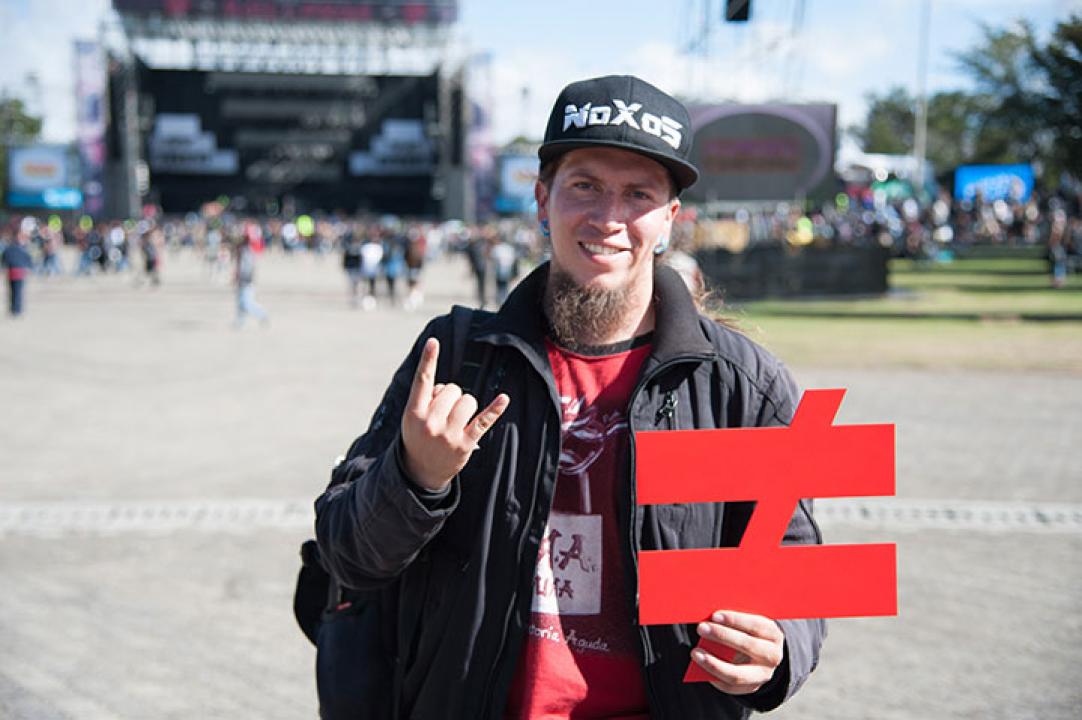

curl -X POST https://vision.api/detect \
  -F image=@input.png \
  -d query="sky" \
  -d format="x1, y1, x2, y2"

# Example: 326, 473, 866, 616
1, 0, 1080, 155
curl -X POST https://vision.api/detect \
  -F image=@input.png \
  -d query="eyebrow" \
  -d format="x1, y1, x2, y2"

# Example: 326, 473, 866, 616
563, 168, 666, 193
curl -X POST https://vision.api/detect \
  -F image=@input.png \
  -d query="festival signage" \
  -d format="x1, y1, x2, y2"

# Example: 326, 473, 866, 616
494, 154, 538, 213
6, 145, 83, 210
686, 104, 837, 204
635, 389, 897, 682
953, 164, 1034, 203
74, 40, 107, 217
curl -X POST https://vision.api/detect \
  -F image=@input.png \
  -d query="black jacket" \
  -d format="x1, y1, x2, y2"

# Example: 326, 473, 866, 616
315, 262, 825, 719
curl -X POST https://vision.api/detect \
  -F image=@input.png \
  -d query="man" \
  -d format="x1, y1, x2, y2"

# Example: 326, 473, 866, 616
2, 228, 33, 317
233, 237, 268, 327
315, 75, 824, 719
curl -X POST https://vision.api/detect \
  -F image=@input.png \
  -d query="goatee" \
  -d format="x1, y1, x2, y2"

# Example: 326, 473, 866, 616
543, 267, 633, 348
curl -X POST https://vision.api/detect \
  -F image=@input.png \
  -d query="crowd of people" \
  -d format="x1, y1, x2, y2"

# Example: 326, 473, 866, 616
681, 183, 1082, 270
2, 178, 1080, 318
0, 209, 547, 320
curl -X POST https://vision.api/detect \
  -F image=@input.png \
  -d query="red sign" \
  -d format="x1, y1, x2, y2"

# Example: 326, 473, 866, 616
635, 389, 896, 682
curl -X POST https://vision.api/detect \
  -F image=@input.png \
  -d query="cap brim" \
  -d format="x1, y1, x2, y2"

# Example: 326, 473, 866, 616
539, 139, 699, 192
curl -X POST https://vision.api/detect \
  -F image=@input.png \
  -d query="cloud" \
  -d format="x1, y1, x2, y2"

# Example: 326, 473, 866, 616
475, 31, 802, 146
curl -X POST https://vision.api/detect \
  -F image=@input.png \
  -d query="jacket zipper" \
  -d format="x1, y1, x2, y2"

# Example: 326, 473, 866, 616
625, 354, 712, 715
478, 339, 564, 719
655, 391, 678, 428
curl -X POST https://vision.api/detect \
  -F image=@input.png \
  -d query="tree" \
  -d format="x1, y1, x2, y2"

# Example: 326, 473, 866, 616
0, 95, 44, 208
952, 20, 1047, 166
849, 87, 913, 156
1032, 14, 1082, 180
851, 16, 1081, 190
923, 91, 981, 172
850, 87, 980, 176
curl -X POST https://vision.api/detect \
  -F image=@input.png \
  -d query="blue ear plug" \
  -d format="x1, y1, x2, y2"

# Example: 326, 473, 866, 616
654, 234, 669, 254
540, 220, 551, 239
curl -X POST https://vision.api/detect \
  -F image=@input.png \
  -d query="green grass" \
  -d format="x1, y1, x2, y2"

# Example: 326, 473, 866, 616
741, 257, 1081, 320
716, 256, 1082, 373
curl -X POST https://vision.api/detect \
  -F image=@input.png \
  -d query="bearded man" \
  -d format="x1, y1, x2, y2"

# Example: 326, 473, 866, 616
314, 75, 825, 720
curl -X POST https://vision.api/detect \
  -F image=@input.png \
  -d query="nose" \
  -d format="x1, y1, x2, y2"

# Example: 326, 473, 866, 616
586, 190, 628, 233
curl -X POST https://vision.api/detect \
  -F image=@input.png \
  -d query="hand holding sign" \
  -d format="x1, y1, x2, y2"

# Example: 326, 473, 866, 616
692, 611, 785, 695
635, 389, 897, 684
401, 338, 510, 492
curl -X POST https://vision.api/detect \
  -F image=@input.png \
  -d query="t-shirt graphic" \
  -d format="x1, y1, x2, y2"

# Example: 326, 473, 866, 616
505, 339, 652, 720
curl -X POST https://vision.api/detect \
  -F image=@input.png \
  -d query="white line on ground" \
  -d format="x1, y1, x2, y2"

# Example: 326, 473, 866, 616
1, 498, 1080, 537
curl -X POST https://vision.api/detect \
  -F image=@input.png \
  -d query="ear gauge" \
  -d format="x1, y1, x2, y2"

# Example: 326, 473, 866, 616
654, 234, 669, 255
540, 220, 551, 239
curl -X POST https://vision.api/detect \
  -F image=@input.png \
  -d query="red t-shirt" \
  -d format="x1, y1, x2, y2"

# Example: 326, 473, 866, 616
504, 337, 652, 720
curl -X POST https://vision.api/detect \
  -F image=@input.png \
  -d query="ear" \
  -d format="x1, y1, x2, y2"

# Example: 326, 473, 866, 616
658, 197, 681, 243
666, 196, 681, 224
535, 180, 550, 225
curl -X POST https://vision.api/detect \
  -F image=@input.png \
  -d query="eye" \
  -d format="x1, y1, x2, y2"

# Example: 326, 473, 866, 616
572, 180, 596, 191
630, 189, 655, 202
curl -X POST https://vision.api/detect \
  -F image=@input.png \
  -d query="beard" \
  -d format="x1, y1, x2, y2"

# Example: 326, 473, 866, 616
543, 266, 634, 349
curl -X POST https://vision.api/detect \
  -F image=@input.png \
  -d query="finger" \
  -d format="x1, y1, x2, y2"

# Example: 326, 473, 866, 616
464, 393, 510, 443
427, 383, 463, 424
691, 648, 764, 692
432, 383, 445, 398
407, 338, 439, 415
696, 621, 775, 665
447, 393, 479, 434
711, 611, 784, 642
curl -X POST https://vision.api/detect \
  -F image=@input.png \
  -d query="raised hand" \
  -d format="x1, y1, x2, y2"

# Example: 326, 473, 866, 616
401, 338, 510, 492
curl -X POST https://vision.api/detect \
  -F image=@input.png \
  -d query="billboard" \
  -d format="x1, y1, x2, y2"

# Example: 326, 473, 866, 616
493, 154, 538, 214
74, 40, 108, 217
6, 145, 83, 210
139, 68, 443, 214
686, 104, 837, 204
112, 0, 457, 23
953, 164, 1034, 203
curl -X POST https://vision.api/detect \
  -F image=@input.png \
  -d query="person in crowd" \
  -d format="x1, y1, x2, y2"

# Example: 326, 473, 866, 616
383, 230, 407, 306
38, 225, 63, 277
139, 226, 162, 287
76, 224, 104, 276
2, 227, 33, 317
663, 235, 705, 296
404, 224, 427, 310
108, 223, 129, 272
465, 230, 489, 308
359, 231, 384, 311
1048, 208, 1070, 288
233, 237, 268, 328
489, 229, 519, 305
313, 75, 825, 719
342, 228, 365, 308
205, 223, 226, 279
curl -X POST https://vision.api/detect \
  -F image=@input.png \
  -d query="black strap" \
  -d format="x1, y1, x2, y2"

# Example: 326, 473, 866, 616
448, 304, 496, 396
391, 305, 497, 717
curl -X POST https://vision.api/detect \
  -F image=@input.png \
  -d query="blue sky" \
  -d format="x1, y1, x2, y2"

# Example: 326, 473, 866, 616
2, 0, 1079, 150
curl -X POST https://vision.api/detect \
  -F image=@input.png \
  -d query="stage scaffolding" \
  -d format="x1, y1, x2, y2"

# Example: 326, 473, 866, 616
102, 1, 470, 219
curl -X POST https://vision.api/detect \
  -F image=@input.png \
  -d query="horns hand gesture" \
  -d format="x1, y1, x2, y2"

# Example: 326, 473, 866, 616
401, 338, 510, 492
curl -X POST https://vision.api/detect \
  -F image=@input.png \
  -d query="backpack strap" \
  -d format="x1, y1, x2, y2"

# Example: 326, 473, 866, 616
390, 304, 497, 717
448, 304, 496, 396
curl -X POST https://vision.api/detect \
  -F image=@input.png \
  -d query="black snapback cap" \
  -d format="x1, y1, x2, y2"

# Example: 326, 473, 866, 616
538, 75, 699, 192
